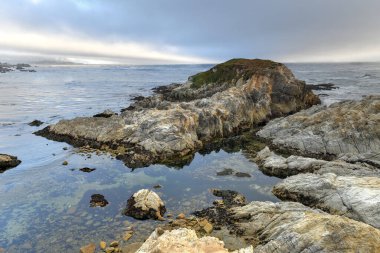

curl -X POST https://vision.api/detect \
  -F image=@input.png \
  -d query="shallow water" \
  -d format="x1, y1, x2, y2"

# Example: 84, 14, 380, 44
0, 63, 379, 252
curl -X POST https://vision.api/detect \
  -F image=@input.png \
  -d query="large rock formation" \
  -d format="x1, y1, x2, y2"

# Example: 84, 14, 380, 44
35, 59, 319, 168
0, 154, 21, 172
257, 95, 380, 164
195, 200, 380, 253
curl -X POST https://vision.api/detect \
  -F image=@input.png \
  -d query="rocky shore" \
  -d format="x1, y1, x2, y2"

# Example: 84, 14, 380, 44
35, 59, 320, 168
0, 62, 36, 73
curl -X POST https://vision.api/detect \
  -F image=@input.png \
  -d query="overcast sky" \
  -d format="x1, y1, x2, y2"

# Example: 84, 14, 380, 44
1, 0, 380, 64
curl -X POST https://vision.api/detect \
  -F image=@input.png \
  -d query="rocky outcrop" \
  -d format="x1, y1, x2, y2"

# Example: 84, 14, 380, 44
195, 200, 380, 253
124, 189, 166, 220
273, 173, 380, 229
255, 147, 380, 178
257, 95, 380, 164
135, 228, 253, 253
0, 154, 21, 172
0, 63, 36, 73
35, 59, 319, 168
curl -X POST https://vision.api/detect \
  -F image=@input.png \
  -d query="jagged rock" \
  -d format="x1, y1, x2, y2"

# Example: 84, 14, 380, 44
123, 189, 166, 220
272, 173, 380, 229
93, 109, 117, 118
255, 147, 380, 178
35, 59, 319, 168
0, 154, 21, 172
135, 228, 253, 253
257, 95, 380, 164
229, 201, 380, 253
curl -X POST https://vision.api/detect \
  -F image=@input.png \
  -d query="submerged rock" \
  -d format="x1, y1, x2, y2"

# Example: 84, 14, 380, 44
35, 59, 319, 168
28, 119, 43, 126
0, 154, 21, 172
90, 194, 109, 207
273, 173, 380, 229
257, 95, 380, 164
216, 168, 235, 176
306, 83, 339, 91
80, 243, 96, 253
80, 167, 96, 173
123, 189, 166, 220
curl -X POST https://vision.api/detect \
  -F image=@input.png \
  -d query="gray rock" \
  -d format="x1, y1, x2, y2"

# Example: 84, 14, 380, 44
0, 154, 21, 172
273, 173, 380, 229
257, 95, 380, 164
35, 59, 319, 168
255, 147, 380, 178
123, 189, 166, 220
93, 109, 117, 118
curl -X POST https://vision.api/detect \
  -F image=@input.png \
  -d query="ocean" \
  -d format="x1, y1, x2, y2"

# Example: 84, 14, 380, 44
0, 63, 379, 252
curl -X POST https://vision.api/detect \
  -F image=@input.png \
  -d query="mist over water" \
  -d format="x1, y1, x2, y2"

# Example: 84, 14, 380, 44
0, 63, 379, 252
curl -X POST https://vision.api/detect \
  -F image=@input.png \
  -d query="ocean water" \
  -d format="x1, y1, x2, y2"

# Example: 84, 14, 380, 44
0, 63, 379, 252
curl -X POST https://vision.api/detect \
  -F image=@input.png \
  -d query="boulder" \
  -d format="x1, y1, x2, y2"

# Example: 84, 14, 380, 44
35, 59, 319, 168
0, 154, 21, 172
135, 228, 253, 253
90, 194, 109, 207
93, 109, 117, 118
123, 189, 166, 220
272, 173, 380, 229
28, 120, 43, 126
257, 95, 380, 164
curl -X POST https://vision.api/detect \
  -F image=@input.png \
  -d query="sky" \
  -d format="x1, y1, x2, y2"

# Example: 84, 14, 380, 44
1, 0, 380, 64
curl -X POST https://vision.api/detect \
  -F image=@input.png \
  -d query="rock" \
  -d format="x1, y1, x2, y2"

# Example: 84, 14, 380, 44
153, 184, 162, 189
121, 242, 143, 253
229, 201, 380, 252
234, 172, 251, 178
100, 241, 107, 249
90, 194, 109, 207
35, 59, 319, 168
123, 231, 133, 241
211, 189, 246, 207
123, 189, 166, 220
93, 109, 118, 118
135, 228, 250, 253
216, 168, 234, 176
255, 146, 380, 178
0, 154, 21, 172
198, 219, 213, 234
62, 161, 68, 165
306, 83, 339, 91
176, 213, 186, 219
272, 173, 380, 229
80, 243, 96, 253
79, 167, 96, 173
28, 119, 43, 126
257, 95, 380, 164
110, 241, 119, 247
105, 247, 115, 253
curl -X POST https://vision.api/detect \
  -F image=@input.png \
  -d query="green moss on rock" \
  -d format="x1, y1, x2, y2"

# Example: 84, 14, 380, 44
190, 58, 280, 89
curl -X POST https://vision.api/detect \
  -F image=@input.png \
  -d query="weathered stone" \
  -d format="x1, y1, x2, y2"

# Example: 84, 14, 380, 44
110, 241, 119, 247
273, 173, 380, 229
230, 201, 380, 253
176, 213, 186, 219
80, 243, 96, 253
36, 59, 319, 168
123, 189, 166, 220
257, 95, 380, 164
135, 228, 252, 253
255, 146, 380, 178
0, 154, 21, 172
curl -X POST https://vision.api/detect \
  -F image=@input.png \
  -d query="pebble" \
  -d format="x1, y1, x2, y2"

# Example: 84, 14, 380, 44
80, 243, 96, 253
177, 213, 186, 219
123, 231, 133, 241
110, 241, 119, 247
62, 161, 68, 166
100, 241, 106, 250
105, 247, 115, 253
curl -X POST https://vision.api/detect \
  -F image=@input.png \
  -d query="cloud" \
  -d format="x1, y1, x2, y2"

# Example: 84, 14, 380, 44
0, 0, 380, 63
